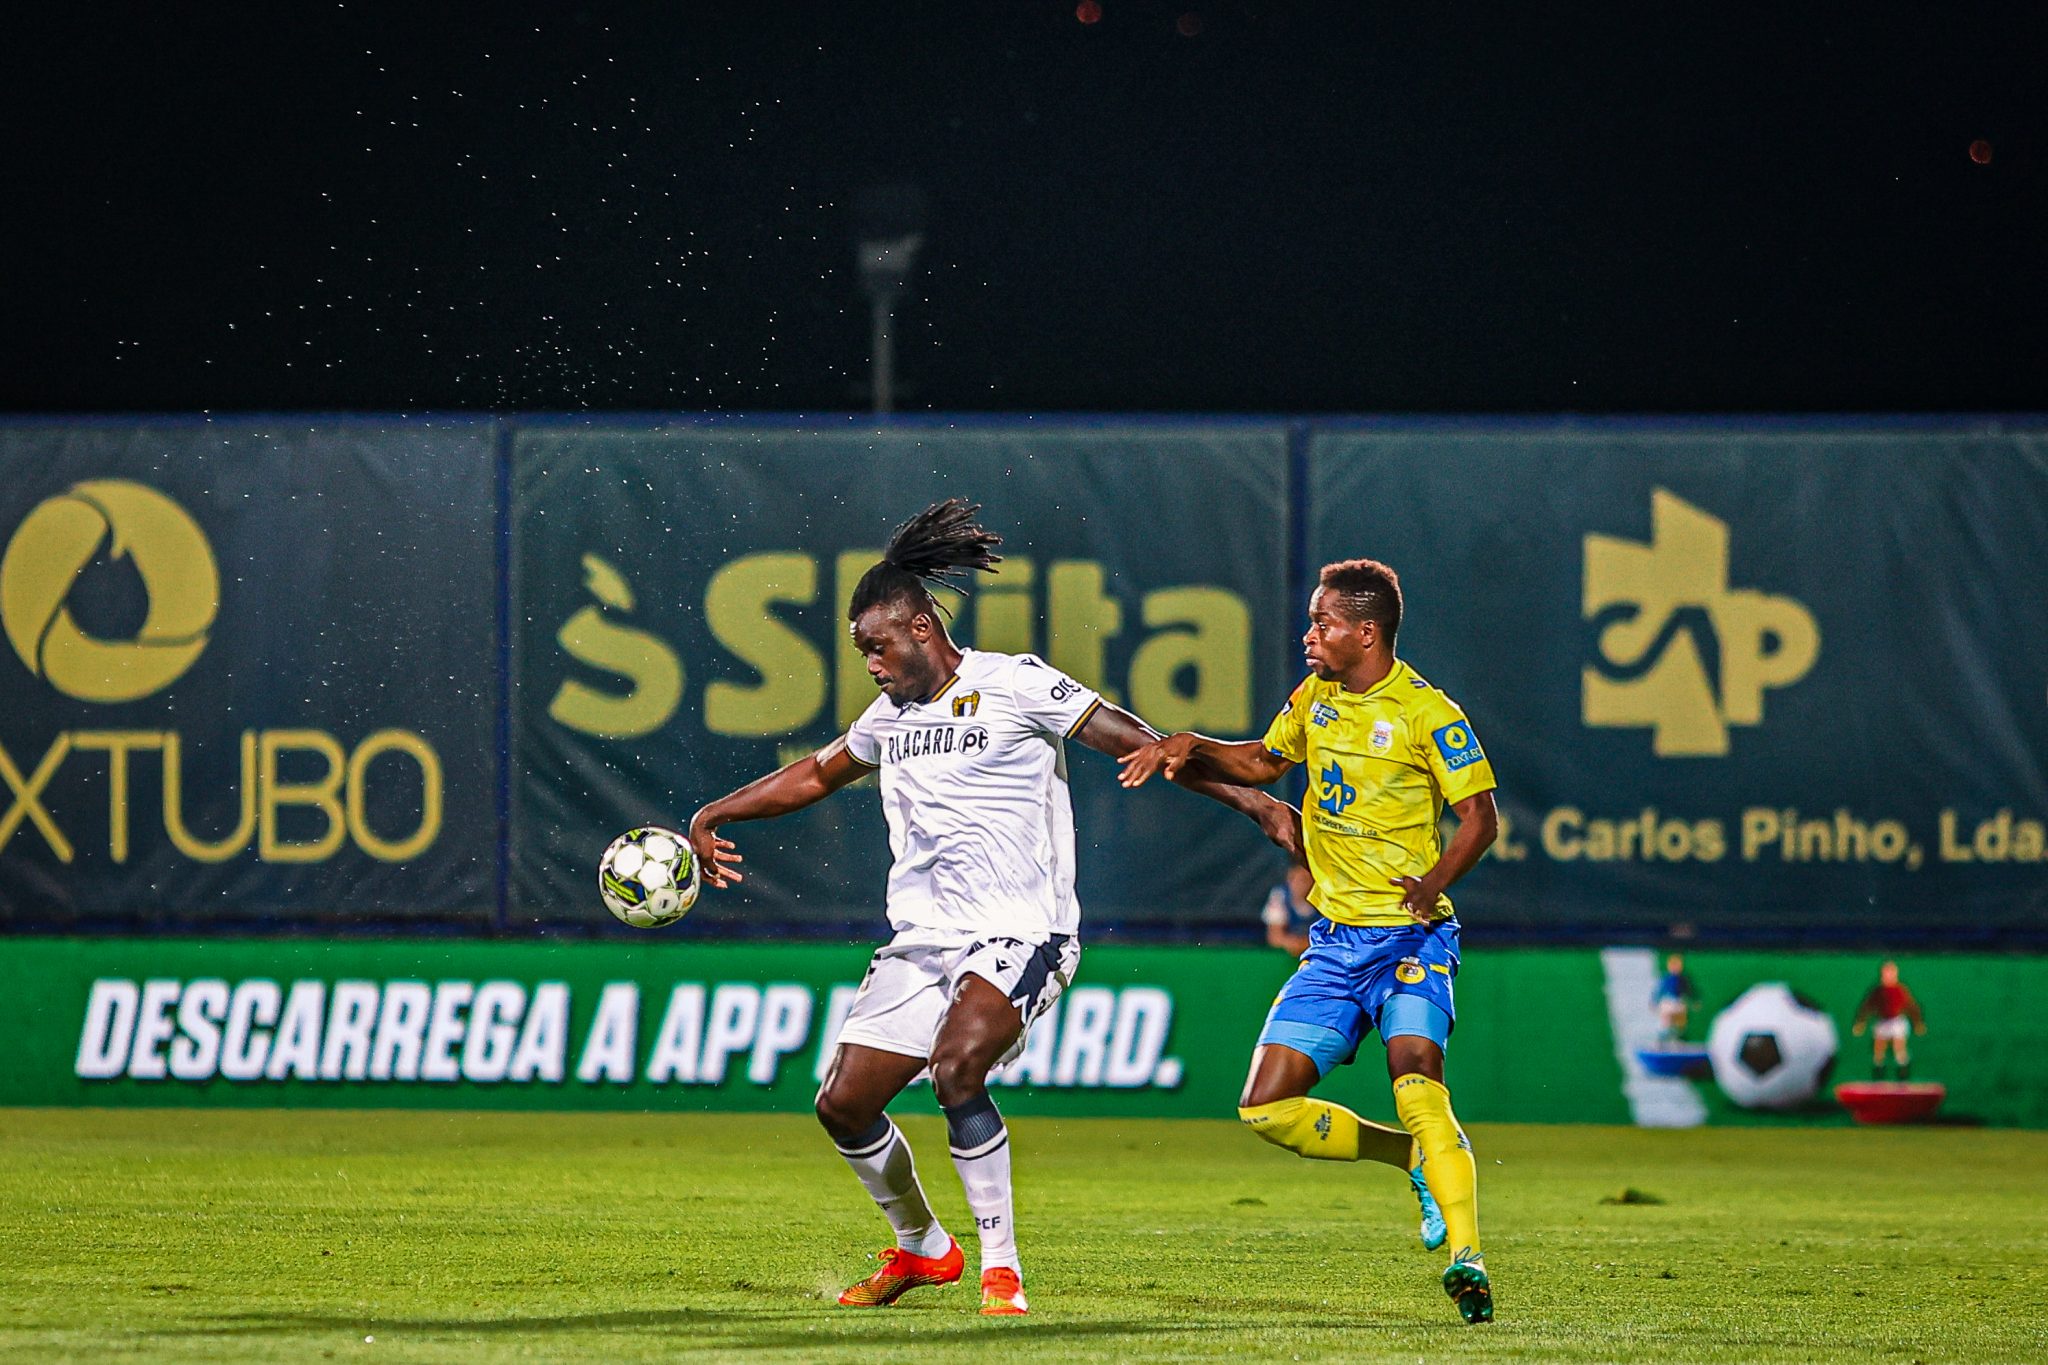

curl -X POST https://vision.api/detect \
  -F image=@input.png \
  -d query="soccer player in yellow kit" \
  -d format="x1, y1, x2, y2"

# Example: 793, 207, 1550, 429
1118, 557, 1500, 1323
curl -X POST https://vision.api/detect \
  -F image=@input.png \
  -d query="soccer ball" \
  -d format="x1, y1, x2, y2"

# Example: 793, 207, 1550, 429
1707, 982, 1839, 1110
598, 826, 700, 928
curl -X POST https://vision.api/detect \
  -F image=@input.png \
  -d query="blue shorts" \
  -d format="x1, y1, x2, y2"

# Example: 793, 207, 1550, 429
1258, 918, 1461, 1077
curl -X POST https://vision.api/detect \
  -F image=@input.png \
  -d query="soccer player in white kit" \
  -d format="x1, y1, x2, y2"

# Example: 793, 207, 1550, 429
687, 500, 1297, 1316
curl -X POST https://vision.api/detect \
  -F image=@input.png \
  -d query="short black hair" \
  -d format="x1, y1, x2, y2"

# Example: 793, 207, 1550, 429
1318, 557, 1402, 640
847, 498, 1003, 622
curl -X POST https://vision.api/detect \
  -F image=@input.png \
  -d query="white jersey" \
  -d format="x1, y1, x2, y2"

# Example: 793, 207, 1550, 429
844, 648, 1103, 941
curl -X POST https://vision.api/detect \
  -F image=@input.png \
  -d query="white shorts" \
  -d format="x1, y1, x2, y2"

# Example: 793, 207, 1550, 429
833, 931, 1081, 1066
1656, 998, 1688, 1028
1872, 1016, 1910, 1043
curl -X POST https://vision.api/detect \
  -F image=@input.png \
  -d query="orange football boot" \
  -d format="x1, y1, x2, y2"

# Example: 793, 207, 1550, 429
979, 1266, 1029, 1316
836, 1239, 964, 1307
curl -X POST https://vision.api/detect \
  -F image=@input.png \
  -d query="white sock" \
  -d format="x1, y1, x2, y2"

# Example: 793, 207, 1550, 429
833, 1117, 950, 1258
944, 1094, 1019, 1274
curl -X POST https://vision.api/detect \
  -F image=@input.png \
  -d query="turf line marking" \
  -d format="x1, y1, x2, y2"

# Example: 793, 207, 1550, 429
1599, 947, 1707, 1129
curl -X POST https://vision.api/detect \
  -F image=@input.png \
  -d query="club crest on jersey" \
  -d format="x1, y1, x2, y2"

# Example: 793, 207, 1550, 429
1395, 957, 1427, 985
952, 690, 981, 717
1370, 719, 1395, 753
1310, 701, 1341, 728
1431, 720, 1485, 771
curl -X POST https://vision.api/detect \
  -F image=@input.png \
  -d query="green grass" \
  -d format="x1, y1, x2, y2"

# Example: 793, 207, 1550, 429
3, 1109, 2044, 1363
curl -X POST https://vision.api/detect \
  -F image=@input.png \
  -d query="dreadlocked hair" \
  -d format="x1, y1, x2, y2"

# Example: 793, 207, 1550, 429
847, 498, 1004, 621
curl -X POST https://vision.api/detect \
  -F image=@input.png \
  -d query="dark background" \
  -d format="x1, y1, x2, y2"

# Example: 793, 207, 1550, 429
4, 2, 2044, 415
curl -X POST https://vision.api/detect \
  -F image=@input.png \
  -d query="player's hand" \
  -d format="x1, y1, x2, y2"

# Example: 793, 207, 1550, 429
1390, 874, 1445, 925
687, 811, 744, 888
1915, 1024, 1927, 1035
1257, 801, 1304, 861
1117, 732, 1197, 788
1852, 1021, 1866, 1036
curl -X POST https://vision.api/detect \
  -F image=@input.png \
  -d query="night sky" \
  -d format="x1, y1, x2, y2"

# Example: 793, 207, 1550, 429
7, 2, 2044, 415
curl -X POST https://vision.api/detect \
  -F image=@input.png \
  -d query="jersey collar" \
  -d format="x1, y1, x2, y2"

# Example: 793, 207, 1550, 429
916, 649, 972, 707
1337, 657, 1410, 702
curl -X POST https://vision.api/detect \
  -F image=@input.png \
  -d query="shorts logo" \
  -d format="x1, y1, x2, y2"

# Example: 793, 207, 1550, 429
1395, 958, 1427, 985
1431, 721, 1485, 771
1310, 701, 1340, 728
1369, 719, 1394, 754
1316, 761, 1356, 816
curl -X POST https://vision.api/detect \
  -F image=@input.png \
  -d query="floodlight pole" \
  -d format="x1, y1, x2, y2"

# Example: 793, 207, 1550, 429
857, 231, 921, 418
870, 290, 896, 417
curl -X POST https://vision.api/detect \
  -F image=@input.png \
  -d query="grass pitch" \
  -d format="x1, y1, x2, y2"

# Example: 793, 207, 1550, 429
3, 1109, 2043, 1363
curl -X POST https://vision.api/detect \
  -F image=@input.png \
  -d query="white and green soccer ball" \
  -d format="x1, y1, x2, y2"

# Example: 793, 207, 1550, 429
598, 826, 700, 928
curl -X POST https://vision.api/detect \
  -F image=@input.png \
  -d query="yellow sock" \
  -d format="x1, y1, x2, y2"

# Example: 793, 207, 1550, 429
1237, 1097, 1409, 1167
1393, 1074, 1481, 1262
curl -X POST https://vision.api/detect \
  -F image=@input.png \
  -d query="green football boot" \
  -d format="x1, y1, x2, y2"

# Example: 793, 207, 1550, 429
1442, 1259, 1493, 1324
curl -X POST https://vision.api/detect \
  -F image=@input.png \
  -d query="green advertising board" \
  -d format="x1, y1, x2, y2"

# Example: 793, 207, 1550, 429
6, 937, 2041, 1129
4, 936, 1302, 1120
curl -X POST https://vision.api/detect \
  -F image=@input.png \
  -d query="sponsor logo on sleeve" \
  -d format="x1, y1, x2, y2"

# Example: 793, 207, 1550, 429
1431, 721, 1485, 771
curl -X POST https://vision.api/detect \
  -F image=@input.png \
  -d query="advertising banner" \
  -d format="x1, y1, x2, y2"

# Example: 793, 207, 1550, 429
512, 424, 1294, 931
6, 938, 2040, 1128
1, 936, 1300, 1119
4, 416, 2043, 947
0, 423, 500, 924
1309, 427, 2048, 938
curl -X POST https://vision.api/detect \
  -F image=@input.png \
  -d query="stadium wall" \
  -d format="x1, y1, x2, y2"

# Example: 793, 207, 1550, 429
1, 416, 2044, 945
7, 938, 2041, 1129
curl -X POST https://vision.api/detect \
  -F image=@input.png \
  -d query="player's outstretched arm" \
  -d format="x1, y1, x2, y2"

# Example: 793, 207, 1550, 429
1078, 705, 1301, 858
686, 735, 872, 888
1115, 729, 1295, 790
1391, 789, 1500, 924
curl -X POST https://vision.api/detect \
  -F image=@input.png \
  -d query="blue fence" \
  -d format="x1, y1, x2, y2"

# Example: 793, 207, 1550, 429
2, 415, 2044, 944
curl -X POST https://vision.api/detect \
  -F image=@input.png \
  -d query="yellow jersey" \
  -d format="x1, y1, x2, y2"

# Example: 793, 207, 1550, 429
1260, 659, 1498, 927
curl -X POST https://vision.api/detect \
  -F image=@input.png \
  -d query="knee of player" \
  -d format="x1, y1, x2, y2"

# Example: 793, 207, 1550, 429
813, 1085, 869, 1140
1237, 1097, 1306, 1147
928, 1051, 988, 1108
